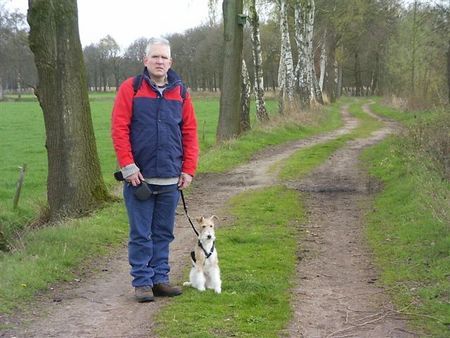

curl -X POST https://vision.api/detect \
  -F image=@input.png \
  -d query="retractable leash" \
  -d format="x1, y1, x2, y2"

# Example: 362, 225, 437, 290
180, 190, 200, 237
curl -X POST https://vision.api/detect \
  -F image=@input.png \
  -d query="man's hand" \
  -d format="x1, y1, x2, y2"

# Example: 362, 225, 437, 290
126, 171, 144, 186
178, 172, 193, 189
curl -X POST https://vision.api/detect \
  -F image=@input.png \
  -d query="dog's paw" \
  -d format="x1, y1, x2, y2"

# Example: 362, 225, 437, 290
183, 281, 192, 286
214, 287, 221, 294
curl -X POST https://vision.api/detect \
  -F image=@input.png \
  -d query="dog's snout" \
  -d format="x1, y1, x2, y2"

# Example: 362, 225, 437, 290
207, 235, 212, 239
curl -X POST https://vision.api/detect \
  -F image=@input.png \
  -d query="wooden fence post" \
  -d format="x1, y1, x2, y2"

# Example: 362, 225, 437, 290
13, 164, 26, 209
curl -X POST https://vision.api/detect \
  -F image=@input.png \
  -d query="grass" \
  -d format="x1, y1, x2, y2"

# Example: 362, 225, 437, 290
0, 202, 128, 314
0, 92, 342, 317
154, 186, 304, 337
362, 109, 450, 336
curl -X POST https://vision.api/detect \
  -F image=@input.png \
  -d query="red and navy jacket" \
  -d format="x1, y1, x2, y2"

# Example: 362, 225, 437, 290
111, 68, 199, 178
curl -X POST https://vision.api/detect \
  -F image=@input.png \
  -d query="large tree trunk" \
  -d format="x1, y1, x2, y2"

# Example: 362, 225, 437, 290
249, 0, 269, 122
240, 60, 251, 132
28, 0, 109, 222
217, 0, 244, 142
278, 0, 295, 113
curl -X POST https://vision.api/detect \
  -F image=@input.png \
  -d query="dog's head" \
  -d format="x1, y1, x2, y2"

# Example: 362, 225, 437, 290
196, 215, 218, 242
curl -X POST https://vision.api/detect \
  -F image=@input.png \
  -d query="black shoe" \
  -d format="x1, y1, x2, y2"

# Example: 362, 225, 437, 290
135, 286, 154, 302
152, 283, 182, 297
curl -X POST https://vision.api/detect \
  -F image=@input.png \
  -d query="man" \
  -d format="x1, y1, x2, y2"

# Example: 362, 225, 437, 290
111, 37, 199, 302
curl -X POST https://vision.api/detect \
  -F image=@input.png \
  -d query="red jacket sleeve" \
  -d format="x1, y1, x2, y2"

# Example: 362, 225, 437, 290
181, 90, 199, 176
111, 77, 135, 168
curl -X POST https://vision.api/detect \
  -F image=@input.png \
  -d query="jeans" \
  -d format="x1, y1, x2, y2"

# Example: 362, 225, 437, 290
123, 183, 180, 287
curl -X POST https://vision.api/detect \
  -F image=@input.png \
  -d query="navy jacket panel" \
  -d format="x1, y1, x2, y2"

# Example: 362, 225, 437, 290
130, 84, 184, 178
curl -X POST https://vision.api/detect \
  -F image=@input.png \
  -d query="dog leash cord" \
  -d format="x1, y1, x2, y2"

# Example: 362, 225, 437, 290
180, 190, 200, 236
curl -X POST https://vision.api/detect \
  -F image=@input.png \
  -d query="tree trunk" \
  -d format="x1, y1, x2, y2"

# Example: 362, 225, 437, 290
240, 60, 251, 132
249, 0, 269, 122
354, 51, 362, 96
217, 0, 244, 142
447, 40, 450, 103
278, 0, 295, 113
28, 0, 109, 222
324, 30, 337, 102
0, 77, 3, 101
295, 0, 318, 107
319, 31, 327, 92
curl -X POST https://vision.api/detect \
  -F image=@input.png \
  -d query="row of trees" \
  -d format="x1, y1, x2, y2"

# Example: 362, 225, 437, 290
1, 0, 449, 106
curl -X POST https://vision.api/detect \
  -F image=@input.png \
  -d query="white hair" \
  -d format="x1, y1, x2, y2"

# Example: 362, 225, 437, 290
145, 37, 171, 58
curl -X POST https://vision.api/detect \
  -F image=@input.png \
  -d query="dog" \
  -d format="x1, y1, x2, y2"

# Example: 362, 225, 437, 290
183, 215, 222, 294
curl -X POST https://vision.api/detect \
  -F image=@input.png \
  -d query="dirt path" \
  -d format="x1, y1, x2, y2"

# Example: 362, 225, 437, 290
286, 104, 417, 338
3, 104, 416, 338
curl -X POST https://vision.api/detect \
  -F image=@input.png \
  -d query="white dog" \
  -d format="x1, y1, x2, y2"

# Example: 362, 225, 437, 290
183, 215, 222, 294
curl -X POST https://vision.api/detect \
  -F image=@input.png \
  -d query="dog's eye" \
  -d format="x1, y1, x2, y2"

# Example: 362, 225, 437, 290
210, 225, 213, 228
202, 225, 206, 228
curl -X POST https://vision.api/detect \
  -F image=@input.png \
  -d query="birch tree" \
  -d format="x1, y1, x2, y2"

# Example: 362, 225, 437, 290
277, 0, 295, 113
249, 0, 269, 122
318, 30, 327, 92
240, 59, 251, 132
294, 0, 321, 107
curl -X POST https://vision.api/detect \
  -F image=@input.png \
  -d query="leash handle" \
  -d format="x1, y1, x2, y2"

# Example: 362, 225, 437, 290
180, 190, 199, 236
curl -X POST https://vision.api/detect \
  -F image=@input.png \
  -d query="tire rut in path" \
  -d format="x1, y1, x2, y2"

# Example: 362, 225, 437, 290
286, 104, 418, 338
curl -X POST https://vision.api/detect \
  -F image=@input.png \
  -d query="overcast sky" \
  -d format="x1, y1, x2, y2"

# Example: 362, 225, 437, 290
4, 0, 216, 49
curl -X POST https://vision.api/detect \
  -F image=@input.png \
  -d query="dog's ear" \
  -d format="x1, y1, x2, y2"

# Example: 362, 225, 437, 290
196, 216, 205, 224
210, 215, 219, 222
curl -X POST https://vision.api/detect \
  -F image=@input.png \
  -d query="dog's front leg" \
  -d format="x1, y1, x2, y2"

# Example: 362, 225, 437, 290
191, 266, 206, 291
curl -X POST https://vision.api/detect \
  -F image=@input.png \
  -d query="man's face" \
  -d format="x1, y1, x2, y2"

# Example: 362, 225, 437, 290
144, 44, 172, 81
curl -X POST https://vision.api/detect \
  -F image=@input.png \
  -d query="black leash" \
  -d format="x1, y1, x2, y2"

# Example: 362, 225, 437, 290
180, 190, 199, 237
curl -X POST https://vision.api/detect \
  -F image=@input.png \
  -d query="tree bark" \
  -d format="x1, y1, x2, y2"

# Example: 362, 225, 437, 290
217, 0, 244, 142
240, 60, 251, 132
447, 40, 450, 103
354, 51, 362, 96
28, 0, 109, 222
319, 31, 327, 92
324, 27, 337, 103
278, 0, 295, 113
249, 0, 269, 122
294, 0, 318, 107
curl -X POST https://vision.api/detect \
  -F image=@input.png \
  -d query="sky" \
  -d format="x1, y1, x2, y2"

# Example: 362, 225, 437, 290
4, 0, 215, 49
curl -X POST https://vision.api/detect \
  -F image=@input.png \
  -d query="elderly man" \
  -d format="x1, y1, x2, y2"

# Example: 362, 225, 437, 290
111, 37, 199, 302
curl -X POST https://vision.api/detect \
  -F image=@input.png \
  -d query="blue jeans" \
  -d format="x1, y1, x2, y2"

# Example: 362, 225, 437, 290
123, 183, 180, 287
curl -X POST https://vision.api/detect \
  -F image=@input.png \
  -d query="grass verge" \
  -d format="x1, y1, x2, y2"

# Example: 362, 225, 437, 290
362, 130, 450, 336
154, 186, 304, 338
0, 202, 128, 315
